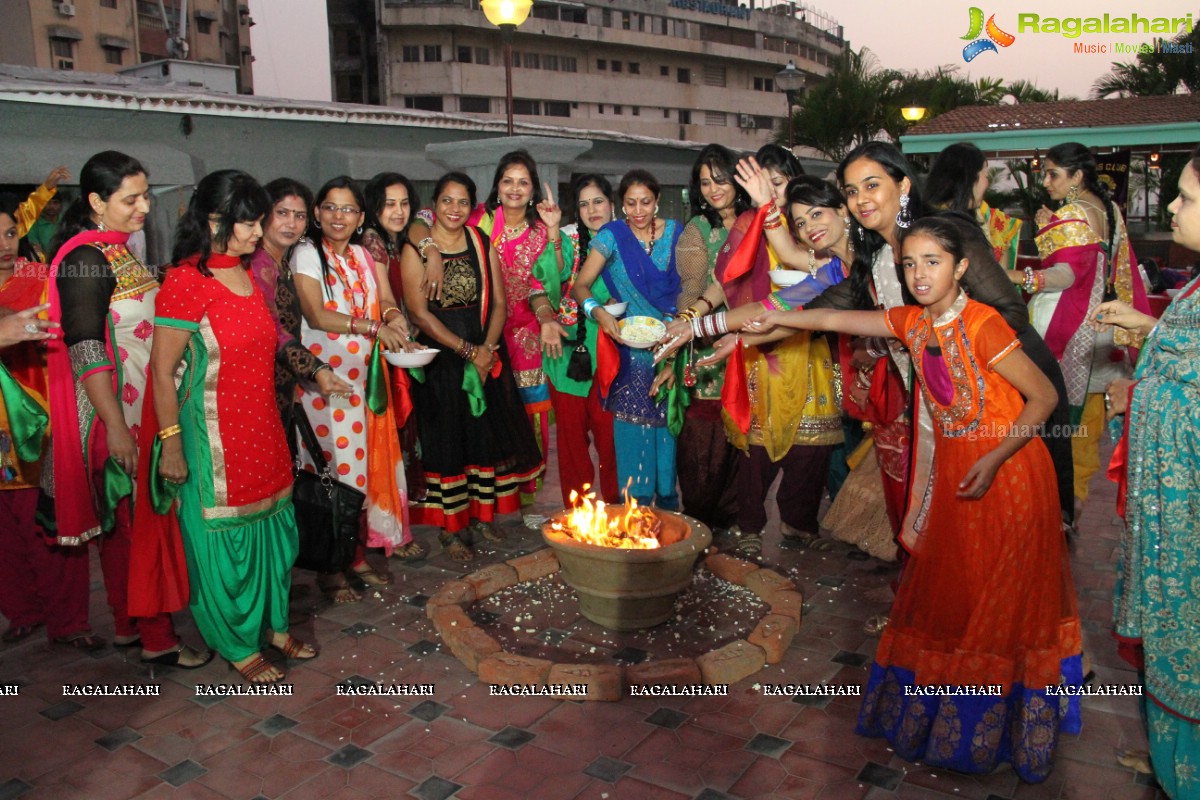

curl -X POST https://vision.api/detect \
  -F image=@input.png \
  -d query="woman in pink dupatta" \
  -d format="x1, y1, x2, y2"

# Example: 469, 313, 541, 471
42, 150, 208, 667
1013, 143, 1150, 514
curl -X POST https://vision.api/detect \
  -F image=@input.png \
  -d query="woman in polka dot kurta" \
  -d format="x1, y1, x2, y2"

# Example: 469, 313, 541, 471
292, 177, 420, 602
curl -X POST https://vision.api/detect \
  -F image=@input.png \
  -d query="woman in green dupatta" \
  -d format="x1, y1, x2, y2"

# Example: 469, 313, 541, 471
671, 144, 750, 532
1094, 146, 1200, 800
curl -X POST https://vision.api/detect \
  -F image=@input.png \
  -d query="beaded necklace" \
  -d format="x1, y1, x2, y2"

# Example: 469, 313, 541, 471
322, 239, 369, 317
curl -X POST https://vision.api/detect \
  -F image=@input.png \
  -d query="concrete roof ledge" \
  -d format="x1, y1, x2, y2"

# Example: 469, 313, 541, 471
426, 136, 595, 198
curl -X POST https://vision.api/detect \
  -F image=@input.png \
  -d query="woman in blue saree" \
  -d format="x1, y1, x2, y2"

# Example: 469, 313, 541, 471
1093, 145, 1200, 800
572, 170, 683, 507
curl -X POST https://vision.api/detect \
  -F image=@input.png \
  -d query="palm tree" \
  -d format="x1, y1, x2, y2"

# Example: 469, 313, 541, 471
1091, 18, 1200, 97
1005, 80, 1061, 104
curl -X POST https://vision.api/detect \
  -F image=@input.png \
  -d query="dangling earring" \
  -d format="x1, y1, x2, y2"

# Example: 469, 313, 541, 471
654, 205, 660, 216
843, 217, 851, 231
356, 225, 363, 235
807, 248, 817, 276
700, 200, 709, 210
896, 193, 913, 229
96, 218, 108, 233
528, 198, 534, 207
1066, 183, 1081, 204
313, 220, 322, 230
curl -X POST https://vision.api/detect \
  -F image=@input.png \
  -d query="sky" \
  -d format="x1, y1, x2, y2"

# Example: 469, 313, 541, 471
828, 0, 1188, 99
247, 0, 1190, 102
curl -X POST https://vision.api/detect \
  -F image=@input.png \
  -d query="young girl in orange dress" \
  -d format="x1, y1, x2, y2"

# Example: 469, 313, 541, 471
746, 216, 1084, 783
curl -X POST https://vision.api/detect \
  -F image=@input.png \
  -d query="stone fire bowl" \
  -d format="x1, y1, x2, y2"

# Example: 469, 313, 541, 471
541, 508, 713, 631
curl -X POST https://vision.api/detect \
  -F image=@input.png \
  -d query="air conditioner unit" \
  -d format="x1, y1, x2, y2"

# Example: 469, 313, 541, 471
56, 1, 76, 16
738, 114, 757, 129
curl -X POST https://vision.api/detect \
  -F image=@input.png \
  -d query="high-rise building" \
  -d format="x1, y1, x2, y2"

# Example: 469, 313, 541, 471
0, 0, 255, 93
329, 0, 845, 148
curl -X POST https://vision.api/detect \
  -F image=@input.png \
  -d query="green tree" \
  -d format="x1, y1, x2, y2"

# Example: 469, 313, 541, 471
1004, 80, 1061, 104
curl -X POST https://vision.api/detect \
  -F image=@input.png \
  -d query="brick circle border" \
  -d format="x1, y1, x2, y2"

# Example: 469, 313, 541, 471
426, 549, 804, 701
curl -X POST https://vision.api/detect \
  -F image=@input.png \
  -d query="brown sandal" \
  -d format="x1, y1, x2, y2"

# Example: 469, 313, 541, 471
53, 632, 106, 651
348, 563, 393, 587
318, 574, 362, 604
472, 520, 506, 543
271, 634, 318, 661
231, 654, 285, 684
439, 531, 474, 561
392, 540, 427, 561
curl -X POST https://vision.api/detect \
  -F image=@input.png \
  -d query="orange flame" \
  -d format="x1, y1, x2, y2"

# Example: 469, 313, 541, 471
551, 485, 663, 549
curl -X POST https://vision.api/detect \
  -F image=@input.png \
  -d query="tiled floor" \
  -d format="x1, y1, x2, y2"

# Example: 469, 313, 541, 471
0, 439, 1163, 799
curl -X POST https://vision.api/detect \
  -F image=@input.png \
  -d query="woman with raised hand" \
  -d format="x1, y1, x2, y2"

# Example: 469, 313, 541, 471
528, 174, 620, 506
1093, 145, 1200, 800
670, 144, 749, 534
293, 177, 421, 604
144, 169, 313, 683
572, 169, 683, 508
402, 172, 542, 560
42, 151, 209, 667
1016, 142, 1149, 523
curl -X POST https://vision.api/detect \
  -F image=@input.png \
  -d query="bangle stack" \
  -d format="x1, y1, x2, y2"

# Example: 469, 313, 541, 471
455, 339, 477, 361
158, 424, 182, 441
367, 319, 381, 337
417, 237, 436, 261
854, 368, 872, 391
582, 297, 600, 320
689, 311, 728, 341
763, 206, 784, 231
1021, 266, 1045, 294
551, 237, 562, 251
865, 338, 888, 359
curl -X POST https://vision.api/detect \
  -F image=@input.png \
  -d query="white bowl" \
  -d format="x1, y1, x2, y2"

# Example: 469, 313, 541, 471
619, 316, 667, 349
383, 348, 439, 368
603, 301, 628, 318
769, 269, 808, 287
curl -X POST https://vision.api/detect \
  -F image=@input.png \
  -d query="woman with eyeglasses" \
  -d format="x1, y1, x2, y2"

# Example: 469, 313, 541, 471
292, 177, 421, 603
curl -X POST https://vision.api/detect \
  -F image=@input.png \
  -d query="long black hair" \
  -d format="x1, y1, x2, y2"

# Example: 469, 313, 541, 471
262, 177, 313, 262
837, 141, 930, 310
1046, 142, 1116, 251
485, 150, 542, 228
571, 173, 614, 256
688, 143, 750, 227
925, 142, 986, 214
51, 150, 147, 259
172, 169, 270, 276
363, 172, 419, 252
306, 175, 367, 299
784, 175, 848, 248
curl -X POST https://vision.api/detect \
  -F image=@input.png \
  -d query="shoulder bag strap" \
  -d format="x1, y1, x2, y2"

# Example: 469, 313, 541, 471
291, 401, 330, 474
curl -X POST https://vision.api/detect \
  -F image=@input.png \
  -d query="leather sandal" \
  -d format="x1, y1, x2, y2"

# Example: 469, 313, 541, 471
141, 644, 214, 669
439, 531, 474, 561
392, 540, 426, 561
271, 634, 318, 661
230, 654, 285, 684
472, 520, 506, 543
53, 632, 106, 651
348, 563, 393, 587
318, 574, 362, 604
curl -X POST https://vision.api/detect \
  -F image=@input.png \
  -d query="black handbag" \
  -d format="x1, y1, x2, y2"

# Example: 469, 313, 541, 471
566, 316, 593, 382
290, 403, 363, 573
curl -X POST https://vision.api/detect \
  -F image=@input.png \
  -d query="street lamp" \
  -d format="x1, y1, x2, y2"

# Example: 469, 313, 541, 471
900, 104, 927, 123
774, 60, 806, 149
481, 0, 533, 136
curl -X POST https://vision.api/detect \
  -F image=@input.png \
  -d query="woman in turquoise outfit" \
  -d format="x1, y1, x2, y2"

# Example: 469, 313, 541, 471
572, 170, 683, 507
1094, 145, 1200, 800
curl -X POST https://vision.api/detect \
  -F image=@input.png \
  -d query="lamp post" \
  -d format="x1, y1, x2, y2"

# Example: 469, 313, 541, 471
774, 60, 806, 149
900, 104, 927, 123
481, 0, 533, 136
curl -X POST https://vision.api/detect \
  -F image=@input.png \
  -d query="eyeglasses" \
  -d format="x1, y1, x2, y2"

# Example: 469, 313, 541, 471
319, 203, 360, 215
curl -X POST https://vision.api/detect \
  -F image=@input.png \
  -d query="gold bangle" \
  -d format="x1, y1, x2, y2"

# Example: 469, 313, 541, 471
347, 316, 355, 335
382, 306, 402, 322
158, 424, 182, 441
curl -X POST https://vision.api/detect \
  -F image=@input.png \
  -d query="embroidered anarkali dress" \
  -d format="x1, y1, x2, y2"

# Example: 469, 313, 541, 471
857, 295, 1084, 783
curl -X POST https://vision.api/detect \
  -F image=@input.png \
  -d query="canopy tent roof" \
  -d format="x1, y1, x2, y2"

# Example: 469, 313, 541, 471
900, 94, 1200, 156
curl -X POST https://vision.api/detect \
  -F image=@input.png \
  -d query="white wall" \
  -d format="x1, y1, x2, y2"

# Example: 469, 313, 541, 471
248, 0, 332, 101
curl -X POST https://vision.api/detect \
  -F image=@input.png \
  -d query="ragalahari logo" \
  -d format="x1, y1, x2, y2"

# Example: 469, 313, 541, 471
961, 7, 1016, 62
